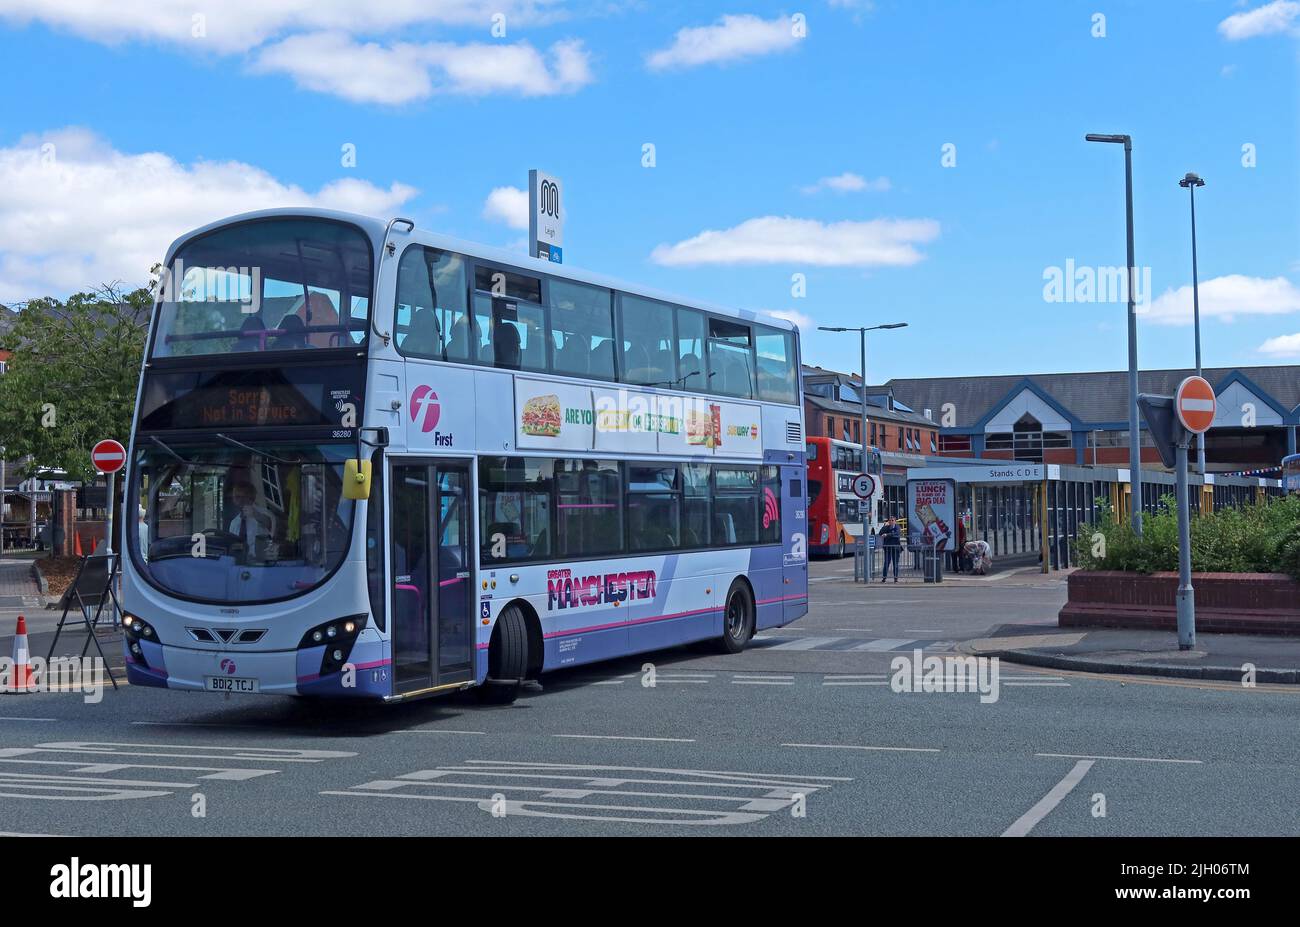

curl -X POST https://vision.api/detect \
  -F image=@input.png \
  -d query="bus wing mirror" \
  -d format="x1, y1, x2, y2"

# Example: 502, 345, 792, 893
343, 459, 372, 500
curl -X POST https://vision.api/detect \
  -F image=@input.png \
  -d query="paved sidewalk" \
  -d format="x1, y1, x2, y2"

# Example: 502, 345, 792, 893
0, 557, 43, 610
962, 623, 1300, 684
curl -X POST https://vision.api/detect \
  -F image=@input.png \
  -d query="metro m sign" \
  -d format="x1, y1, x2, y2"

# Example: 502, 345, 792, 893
1175, 376, 1216, 435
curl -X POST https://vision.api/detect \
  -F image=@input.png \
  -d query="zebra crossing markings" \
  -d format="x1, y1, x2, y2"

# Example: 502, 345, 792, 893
753, 635, 956, 653
0, 740, 357, 801
320, 759, 852, 826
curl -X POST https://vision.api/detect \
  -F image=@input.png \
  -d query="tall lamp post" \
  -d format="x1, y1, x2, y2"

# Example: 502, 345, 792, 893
818, 322, 909, 566
0, 445, 5, 558
1086, 132, 1143, 536
1180, 172, 1207, 475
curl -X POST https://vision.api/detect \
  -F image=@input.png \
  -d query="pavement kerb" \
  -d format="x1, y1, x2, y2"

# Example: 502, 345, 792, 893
973, 646, 1300, 685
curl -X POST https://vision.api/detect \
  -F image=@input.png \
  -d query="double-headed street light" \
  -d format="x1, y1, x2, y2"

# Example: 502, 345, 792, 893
1086, 132, 1143, 536
818, 322, 909, 565
1180, 171, 1207, 475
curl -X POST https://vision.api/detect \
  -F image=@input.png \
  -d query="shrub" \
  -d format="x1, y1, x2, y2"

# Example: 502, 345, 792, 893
1074, 494, 1300, 578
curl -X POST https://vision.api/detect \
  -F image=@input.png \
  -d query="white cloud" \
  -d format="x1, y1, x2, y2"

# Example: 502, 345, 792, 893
1142, 274, 1300, 325
0, 128, 417, 302
801, 172, 890, 195
646, 14, 802, 71
0, 0, 564, 55
251, 33, 593, 103
761, 308, 815, 330
1258, 332, 1300, 358
650, 216, 940, 268
1218, 1, 1300, 40
483, 186, 530, 230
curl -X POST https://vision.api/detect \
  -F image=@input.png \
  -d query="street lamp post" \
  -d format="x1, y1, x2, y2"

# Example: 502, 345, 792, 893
819, 322, 908, 577
0, 445, 5, 558
1180, 172, 1207, 475
1086, 133, 1143, 536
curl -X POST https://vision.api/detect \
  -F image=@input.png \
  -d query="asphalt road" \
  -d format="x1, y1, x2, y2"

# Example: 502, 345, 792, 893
1, 558, 1297, 837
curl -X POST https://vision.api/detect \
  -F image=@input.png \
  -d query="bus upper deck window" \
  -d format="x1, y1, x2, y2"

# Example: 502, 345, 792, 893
154, 218, 372, 358
619, 295, 676, 387
550, 279, 615, 380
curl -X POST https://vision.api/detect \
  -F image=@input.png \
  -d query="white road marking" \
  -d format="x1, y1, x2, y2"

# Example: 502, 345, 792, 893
7, 742, 356, 762
732, 674, 794, 679
782, 742, 939, 753
769, 637, 843, 651
1002, 759, 1095, 837
323, 760, 851, 826
903, 630, 945, 634
823, 674, 888, 679
849, 638, 915, 652
0, 717, 57, 722
397, 729, 487, 735
592, 680, 625, 685
822, 680, 889, 686
731, 680, 793, 686
1035, 752, 1202, 765
553, 734, 696, 743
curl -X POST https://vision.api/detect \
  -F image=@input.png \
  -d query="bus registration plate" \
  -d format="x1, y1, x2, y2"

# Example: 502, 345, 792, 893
206, 675, 260, 693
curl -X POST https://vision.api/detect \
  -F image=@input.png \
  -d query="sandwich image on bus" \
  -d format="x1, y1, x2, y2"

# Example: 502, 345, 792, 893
121, 209, 809, 704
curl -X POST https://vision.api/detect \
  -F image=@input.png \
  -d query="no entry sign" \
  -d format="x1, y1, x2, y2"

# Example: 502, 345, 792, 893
1175, 376, 1216, 434
91, 439, 126, 474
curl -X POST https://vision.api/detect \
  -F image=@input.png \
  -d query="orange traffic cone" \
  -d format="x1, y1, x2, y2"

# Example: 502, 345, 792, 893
7, 616, 34, 694
74, 532, 83, 557
91, 536, 100, 553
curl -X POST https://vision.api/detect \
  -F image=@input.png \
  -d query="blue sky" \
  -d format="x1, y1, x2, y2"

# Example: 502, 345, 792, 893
0, 0, 1296, 383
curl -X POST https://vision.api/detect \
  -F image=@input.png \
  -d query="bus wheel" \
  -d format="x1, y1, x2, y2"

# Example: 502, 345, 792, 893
476, 604, 528, 705
717, 581, 755, 654
837, 534, 846, 558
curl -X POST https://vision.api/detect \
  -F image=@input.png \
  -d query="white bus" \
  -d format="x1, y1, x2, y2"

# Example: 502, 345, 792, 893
122, 209, 809, 703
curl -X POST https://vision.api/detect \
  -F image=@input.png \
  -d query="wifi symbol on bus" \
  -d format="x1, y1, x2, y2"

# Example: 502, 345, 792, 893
762, 487, 779, 529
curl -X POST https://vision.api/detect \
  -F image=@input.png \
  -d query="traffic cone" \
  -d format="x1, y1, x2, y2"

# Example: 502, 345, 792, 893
74, 532, 83, 557
7, 616, 34, 694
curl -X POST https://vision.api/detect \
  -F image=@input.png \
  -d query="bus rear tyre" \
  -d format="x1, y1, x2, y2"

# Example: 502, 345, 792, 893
717, 582, 755, 654
476, 604, 528, 705
837, 534, 846, 558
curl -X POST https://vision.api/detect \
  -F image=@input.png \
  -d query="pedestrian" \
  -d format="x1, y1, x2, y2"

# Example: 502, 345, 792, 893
880, 515, 901, 583
953, 516, 967, 572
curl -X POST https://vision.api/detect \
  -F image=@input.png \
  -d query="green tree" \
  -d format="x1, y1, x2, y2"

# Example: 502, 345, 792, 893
0, 281, 151, 482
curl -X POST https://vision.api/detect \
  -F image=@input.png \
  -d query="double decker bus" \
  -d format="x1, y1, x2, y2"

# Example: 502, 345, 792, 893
805, 436, 883, 557
1284, 453, 1300, 495
122, 209, 808, 704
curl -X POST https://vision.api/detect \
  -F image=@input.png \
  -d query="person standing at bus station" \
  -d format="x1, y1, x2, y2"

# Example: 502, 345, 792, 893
880, 516, 901, 583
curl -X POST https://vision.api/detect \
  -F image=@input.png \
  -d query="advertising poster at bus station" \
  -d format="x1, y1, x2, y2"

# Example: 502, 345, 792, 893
514, 377, 594, 451
906, 478, 956, 551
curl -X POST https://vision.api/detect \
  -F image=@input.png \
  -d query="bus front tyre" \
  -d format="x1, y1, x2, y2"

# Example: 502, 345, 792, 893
476, 604, 528, 705
717, 582, 755, 654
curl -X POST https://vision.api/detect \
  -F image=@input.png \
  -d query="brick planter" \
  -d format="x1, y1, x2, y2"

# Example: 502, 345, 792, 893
1060, 571, 1300, 635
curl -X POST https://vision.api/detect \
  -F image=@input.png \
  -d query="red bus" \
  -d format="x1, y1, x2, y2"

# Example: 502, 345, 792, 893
806, 437, 883, 557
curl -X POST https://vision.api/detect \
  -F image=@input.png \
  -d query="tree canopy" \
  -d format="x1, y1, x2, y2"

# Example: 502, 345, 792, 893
0, 281, 151, 482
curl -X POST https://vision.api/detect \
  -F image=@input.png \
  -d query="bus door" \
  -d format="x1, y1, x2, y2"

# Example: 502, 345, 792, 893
390, 459, 475, 695
782, 464, 808, 621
